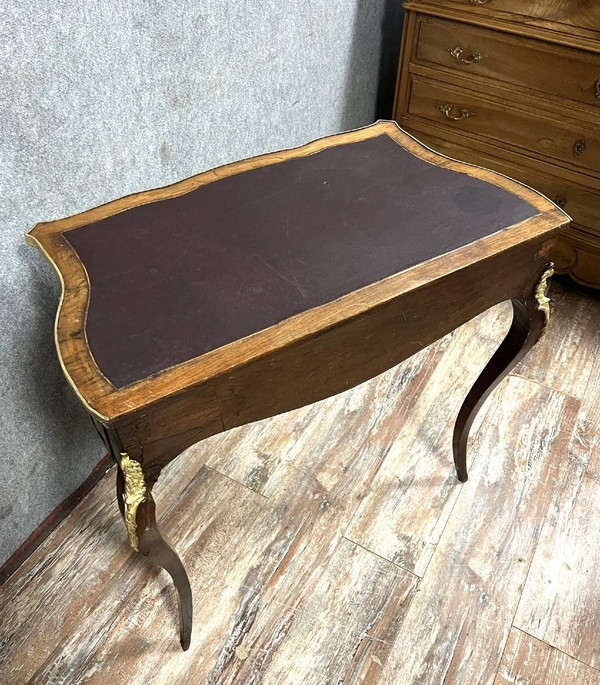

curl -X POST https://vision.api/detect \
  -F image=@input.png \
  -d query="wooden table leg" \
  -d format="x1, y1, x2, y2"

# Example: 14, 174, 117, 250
453, 264, 554, 482
117, 460, 193, 650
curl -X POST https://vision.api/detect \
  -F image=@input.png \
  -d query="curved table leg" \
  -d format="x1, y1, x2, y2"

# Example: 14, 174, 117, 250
117, 459, 193, 650
453, 264, 554, 483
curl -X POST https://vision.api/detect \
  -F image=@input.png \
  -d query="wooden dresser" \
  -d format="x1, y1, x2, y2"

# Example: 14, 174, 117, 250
393, 0, 600, 288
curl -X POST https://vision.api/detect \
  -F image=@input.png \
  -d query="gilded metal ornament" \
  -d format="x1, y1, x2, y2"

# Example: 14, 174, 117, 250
535, 264, 554, 335
437, 103, 476, 121
447, 46, 485, 64
120, 453, 146, 551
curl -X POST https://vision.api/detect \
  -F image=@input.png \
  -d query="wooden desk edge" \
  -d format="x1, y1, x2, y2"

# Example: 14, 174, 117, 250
25, 122, 570, 424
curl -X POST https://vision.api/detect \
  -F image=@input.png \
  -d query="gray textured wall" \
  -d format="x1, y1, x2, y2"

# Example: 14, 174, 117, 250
0, 1, 402, 566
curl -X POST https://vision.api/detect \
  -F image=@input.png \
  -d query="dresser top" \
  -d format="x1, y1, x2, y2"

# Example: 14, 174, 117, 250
26, 121, 567, 419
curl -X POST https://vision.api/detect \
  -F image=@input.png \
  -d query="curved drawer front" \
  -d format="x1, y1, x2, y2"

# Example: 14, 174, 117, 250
407, 75, 600, 176
441, 0, 600, 31
415, 15, 600, 107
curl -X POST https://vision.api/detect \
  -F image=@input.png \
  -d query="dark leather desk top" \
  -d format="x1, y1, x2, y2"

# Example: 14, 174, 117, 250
64, 132, 538, 388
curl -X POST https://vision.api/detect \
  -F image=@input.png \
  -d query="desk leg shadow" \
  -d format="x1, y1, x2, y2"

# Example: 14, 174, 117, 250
116, 468, 193, 650
453, 264, 554, 482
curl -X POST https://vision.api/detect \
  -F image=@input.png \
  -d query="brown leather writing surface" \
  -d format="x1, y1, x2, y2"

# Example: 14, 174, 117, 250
64, 133, 538, 388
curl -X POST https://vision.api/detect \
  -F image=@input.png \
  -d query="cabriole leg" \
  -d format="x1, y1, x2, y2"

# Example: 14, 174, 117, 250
453, 264, 554, 482
116, 455, 193, 650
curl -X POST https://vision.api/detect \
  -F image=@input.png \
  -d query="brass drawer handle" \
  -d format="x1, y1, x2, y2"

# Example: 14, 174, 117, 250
594, 79, 600, 98
573, 139, 586, 157
470, 0, 492, 4
448, 46, 485, 64
555, 194, 567, 208
437, 104, 476, 121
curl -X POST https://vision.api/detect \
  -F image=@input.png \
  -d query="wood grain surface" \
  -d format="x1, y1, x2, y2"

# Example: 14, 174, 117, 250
514, 320, 600, 670
1, 279, 598, 684
344, 304, 511, 576
373, 375, 579, 685
494, 629, 600, 685
395, 0, 600, 287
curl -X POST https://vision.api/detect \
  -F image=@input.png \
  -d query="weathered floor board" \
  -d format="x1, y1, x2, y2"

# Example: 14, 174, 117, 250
0, 475, 128, 681
372, 377, 579, 685
0, 281, 598, 685
513, 347, 600, 670
494, 629, 600, 685
515, 278, 600, 399
207, 536, 418, 685
345, 305, 509, 576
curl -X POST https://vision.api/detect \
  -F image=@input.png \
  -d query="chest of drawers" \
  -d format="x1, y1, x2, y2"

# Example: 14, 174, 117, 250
394, 0, 600, 288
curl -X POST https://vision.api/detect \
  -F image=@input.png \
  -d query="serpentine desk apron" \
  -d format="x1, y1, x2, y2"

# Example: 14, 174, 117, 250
26, 121, 569, 650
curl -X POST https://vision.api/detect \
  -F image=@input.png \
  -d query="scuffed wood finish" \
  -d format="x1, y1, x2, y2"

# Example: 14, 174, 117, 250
1, 281, 599, 683
395, 0, 600, 287
345, 304, 511, 575
0, 475, 126, 680
374, 376, 579, 684
494, 629, 600, 685
207, 537, 417, 685
513, 337, 600, 669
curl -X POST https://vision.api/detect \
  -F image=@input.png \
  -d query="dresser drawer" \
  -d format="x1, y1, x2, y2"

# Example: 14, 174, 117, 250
440, 0, 600, 32
415, 15, 600, 107
403, 125, 600, 282
406, 75, 600, 177
403, 127, 600, 232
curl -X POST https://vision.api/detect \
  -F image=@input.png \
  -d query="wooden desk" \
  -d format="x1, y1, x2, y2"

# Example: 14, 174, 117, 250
26, 121, 568, 650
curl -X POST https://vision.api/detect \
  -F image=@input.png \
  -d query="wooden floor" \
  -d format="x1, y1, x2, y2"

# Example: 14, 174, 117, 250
1, 278, 599, 685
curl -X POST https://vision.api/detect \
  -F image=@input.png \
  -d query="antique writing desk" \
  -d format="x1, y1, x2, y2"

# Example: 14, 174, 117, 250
26, 121, 569, 650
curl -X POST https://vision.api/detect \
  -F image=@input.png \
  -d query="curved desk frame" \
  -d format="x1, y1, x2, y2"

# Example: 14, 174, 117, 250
26, 122, 569, 650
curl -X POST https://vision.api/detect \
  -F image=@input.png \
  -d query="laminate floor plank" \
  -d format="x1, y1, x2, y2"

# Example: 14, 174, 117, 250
494, 628, 600, 685
345, 305, 510, 576
515, 279, 600, 399
0, 475, 129, 682
204, 536, 418, 685
513, 349, 600, 669
372, 377, 578, 685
